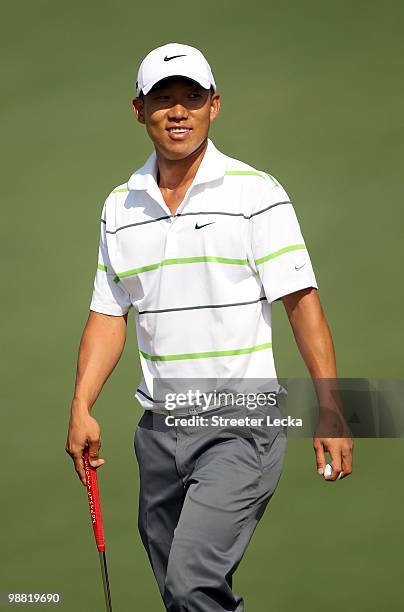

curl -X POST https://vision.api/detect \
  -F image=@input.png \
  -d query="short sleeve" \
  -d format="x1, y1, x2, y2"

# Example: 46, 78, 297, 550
249, 182, 318, 303
90, 208, 133, 316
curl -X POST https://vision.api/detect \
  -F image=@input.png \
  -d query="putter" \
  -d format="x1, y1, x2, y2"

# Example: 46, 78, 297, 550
83, 451, 113, 611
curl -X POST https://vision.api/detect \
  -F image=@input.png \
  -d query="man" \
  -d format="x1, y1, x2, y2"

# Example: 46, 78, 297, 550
66, 43, 353, 611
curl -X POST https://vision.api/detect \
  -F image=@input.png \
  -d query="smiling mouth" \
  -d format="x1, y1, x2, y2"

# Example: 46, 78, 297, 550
167, 127, 192, 133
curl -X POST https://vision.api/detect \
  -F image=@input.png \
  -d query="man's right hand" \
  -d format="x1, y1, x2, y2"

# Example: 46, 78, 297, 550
65, 404, 105, 486
65, 311, 128, 485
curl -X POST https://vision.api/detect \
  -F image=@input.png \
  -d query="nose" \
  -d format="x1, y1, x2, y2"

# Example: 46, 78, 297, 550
167, 102, 188, 122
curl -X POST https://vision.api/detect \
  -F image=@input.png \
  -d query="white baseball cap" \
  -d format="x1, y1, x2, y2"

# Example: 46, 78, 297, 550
136, 43, 216, 96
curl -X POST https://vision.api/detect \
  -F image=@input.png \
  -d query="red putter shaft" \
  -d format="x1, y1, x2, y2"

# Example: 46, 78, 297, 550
83, 451, 113, 612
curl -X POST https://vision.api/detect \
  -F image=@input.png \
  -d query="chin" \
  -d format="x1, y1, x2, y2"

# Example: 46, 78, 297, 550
165, 147, 197, 161
159, 138, 205, 161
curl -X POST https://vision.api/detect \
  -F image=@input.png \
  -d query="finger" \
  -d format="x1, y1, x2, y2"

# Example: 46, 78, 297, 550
324, 463, 344, 480
340, 442, 353, 479
71, 452, 87, 486
313, 439, 326, 476
88, 437, 105, 468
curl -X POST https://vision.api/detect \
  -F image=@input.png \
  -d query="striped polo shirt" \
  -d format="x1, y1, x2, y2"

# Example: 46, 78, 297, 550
90, 139, 318, 409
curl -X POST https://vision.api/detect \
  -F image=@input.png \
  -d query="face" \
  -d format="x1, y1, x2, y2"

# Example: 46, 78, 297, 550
133, 77, 221, 161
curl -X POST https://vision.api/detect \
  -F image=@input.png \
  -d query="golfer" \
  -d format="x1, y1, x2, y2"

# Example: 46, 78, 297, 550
66, 43, 353, 611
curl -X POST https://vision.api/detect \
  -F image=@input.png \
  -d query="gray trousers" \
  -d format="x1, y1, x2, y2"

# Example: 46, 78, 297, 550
134, 402, 286, 611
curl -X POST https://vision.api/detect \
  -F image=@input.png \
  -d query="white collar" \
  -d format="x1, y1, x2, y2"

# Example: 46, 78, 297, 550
127, 138, 226, 191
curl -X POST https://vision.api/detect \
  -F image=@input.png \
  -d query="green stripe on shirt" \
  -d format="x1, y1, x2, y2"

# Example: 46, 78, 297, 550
114, 255, 249, 282
108, 245, 305, 282
255, 244, 306, 266
140, 342, 272, 362
225, 170, 269, 180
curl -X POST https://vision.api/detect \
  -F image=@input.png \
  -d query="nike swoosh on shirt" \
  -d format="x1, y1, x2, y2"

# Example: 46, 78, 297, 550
195, 222, 215, 230
164, 54, 187, 61
295, 262, 306, 270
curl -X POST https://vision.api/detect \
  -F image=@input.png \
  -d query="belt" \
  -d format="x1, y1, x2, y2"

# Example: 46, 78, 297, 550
147, 399, 278, 418
146, 401, 229, 417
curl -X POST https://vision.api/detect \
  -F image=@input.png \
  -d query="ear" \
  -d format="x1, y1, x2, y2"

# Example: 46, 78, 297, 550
132, 97, 145, 125
209, 92, 221, 123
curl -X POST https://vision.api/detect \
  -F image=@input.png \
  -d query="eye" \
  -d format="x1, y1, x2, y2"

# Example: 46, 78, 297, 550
153, 94, 170, 101
189, 92, 202, 99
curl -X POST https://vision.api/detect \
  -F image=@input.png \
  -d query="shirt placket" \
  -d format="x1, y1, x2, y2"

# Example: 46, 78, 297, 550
163, 185, 198, 258
165, 213, 178, 259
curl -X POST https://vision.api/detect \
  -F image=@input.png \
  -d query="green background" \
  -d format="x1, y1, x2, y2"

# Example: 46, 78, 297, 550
1, 0, 403, 610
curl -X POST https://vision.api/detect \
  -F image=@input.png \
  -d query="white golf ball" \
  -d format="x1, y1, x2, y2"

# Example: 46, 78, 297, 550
324, 463, 343, 480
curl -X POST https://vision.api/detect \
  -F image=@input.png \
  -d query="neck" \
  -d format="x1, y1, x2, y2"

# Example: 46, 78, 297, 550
156, 139, 208, 189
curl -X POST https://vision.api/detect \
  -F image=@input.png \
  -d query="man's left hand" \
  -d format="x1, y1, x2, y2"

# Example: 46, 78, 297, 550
313, 435, 353, 480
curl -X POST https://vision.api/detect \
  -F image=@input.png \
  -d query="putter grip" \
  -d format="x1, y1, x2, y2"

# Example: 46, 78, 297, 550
83, 451, 105, 552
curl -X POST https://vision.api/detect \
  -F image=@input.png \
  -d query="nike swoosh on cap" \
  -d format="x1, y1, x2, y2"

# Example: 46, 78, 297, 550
164, 54, 187, 62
